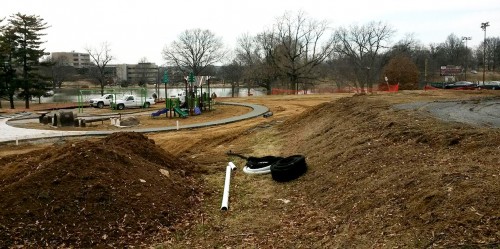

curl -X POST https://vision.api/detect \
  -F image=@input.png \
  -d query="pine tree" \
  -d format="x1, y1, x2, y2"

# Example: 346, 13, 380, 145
9, 13, 49, 109
0, 22, 20, 109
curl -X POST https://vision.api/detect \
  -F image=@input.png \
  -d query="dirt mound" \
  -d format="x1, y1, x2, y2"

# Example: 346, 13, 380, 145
0, 132, 202, 248
278, 95, 500, 247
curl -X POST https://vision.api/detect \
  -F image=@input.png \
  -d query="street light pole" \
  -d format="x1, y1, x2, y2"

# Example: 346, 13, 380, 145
481, 22, 490, 85
461, 36, 471, 81
366, 67, 371, 93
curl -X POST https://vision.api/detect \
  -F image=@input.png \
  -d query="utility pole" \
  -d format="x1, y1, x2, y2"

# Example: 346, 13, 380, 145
481, 22, 490, 85
461, 36, 471, 81
424, 58, 428, 85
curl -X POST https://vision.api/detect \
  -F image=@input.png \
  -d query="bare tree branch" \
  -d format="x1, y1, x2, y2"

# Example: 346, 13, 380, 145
85, 42, 113, 95
333, 21, 395, 90
162, 29, 226, 76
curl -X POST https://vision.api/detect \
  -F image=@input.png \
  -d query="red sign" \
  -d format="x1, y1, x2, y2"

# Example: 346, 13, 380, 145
440, 65, 463, 76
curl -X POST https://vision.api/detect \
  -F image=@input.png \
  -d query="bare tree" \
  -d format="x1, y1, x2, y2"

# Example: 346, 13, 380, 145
136, 57, 151, 87
162, 29, 226, 76
218, 60, 244, 97
384, 34, 434, 84
236, 33, 261, 67
477, 37, 500, 72
265, 11, 335, 92
326, 54, 357, 90
39, 55, 75, 89
436, 34, 465, 66
334, 21, 395, 91
85, 42, 113, 95
235, 33, 277, 93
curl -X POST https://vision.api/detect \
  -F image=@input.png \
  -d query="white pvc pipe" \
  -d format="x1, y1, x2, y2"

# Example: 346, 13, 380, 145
221, 165, 232, 211
176, 120, 179, 130
228, 161, 237, 170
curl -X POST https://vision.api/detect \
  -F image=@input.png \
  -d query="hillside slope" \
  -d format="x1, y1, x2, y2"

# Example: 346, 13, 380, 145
278, 95, 500, 247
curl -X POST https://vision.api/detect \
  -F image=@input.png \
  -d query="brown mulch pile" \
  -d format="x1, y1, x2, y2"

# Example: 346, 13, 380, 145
0, 132, 202, 248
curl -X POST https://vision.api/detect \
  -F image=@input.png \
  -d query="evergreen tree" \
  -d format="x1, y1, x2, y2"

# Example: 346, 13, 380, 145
0, 22, 20, 109
0, 18, 4, 109
9, 13, 49, 109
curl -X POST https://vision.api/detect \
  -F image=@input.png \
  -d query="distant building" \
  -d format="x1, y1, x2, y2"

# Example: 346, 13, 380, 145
112, 63, 159, 84
51, 51, 92, 68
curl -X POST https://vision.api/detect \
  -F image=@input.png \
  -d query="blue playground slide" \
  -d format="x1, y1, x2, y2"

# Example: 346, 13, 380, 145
194, 107, 201, 115
173, 107, 188, 118
151, 108, 168, 117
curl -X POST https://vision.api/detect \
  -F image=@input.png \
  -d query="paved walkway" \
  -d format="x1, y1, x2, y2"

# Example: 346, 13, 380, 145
0, 102, 269, 143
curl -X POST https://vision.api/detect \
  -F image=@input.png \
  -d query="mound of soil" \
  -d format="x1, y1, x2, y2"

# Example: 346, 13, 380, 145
0, 132, 202, 247
278, 95, 500, 247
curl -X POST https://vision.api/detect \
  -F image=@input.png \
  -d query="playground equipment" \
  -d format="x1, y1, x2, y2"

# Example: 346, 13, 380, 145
183, 74, 214, 115
151, 97, 187, 118
173, 106, 188, 118
152, 73, 215, 119
151, 108, 168, 117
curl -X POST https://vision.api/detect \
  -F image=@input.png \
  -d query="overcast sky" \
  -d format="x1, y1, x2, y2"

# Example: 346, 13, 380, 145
2, 0, 499, 64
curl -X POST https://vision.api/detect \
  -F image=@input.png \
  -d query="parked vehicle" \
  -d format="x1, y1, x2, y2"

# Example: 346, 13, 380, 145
44, 90, 55, 97
113, 94, 155, 110
479, 81, 500, 90
89, 94, 114, 108
444, 81, 477, 89
170, 90, 186, 104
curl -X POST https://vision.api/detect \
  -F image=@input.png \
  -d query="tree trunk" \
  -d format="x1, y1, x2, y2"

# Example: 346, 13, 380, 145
24, 55, 30, 109
24, 91, 30, 109
100, 82, 105, 96
9, 94, 15, 109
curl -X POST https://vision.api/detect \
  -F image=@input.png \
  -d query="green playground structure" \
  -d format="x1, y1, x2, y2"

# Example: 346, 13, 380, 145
173, 107, 188, 118
156, 73, 215, 119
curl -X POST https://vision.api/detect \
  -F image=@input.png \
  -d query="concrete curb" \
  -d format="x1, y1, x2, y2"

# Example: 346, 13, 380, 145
0, 102, 269, 144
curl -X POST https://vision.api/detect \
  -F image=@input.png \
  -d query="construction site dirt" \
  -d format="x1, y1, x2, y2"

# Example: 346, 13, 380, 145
0, 90, 499, 248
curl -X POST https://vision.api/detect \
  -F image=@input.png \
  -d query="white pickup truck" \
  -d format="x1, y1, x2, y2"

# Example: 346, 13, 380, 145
89, 94, 114, 108
170, 90, 186, 104
113, 94, 155, 110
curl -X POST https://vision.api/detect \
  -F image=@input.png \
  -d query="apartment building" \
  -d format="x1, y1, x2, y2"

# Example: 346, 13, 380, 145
113, 63, 159, 84
51, 51, 92, 68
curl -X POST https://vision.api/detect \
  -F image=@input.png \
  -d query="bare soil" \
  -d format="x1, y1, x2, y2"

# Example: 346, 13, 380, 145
1, 90, 499, 248
0, 132, 203, 247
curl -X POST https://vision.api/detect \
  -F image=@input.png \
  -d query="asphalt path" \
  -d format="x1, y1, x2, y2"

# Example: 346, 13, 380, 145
0, 102, 269, 144
393, 97, 500, 128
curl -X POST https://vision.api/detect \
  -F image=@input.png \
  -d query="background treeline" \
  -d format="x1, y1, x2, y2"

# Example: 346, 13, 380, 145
2, 11, 499, 109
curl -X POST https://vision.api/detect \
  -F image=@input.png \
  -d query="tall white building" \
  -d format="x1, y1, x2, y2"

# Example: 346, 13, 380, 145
51, 51, 91, 68
112, 63, 159, 84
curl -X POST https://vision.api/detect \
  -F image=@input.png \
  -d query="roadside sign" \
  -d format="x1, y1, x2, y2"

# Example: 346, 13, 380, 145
440, 65, 463, 76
